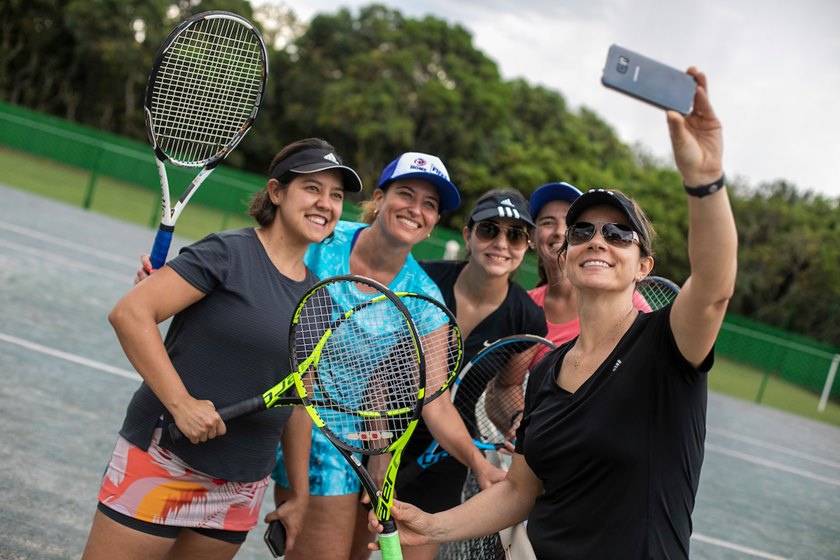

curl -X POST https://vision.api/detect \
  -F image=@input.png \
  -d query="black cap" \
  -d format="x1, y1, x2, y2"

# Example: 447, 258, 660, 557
469, 192, 535, 228
271, 148, 363, 192
566, 189, 649, 245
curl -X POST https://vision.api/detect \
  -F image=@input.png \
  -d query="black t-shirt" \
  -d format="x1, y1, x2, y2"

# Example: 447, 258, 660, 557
119, 228, 318, 482
515, 306, 713, 560
396, 260, 546, 509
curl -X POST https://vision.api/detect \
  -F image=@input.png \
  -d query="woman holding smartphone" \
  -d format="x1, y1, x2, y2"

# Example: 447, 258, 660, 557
369, 68, 737, 560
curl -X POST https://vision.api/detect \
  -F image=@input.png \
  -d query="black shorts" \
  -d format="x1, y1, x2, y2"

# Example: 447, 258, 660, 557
395, 456, 468, 513
97, 503, 248, 545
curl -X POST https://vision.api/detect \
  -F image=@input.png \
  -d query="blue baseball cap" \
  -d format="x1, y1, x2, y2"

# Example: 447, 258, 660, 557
376, 152, 461, 212
529, 182, 582, 220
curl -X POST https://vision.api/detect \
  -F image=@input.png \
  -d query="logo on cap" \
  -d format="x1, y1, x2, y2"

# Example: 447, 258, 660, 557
323, 153, 339, 164
500, 198, 514, 207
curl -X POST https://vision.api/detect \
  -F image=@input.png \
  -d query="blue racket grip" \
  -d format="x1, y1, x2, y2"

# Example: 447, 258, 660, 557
150, 224, 175, 270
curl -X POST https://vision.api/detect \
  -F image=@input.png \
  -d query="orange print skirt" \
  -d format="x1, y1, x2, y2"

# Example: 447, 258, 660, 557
97, 427, 269, 531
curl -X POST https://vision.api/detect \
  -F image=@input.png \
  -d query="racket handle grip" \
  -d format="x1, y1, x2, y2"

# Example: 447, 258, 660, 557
378, 520, 403, 560
150, 224, 175, 270
168, 396, 265, 443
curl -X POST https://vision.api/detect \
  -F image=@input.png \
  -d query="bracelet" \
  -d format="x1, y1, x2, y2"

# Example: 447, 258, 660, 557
684, 175, 725, 198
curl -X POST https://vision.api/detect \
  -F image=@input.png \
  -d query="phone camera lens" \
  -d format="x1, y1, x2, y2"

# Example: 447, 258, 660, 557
617, 56, 629, 74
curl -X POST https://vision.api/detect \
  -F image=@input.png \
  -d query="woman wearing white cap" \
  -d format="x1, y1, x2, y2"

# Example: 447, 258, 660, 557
271, 152, 507, 559
393, 188, 547, 560
369, 68, 737, 560
84, 138, 363, 560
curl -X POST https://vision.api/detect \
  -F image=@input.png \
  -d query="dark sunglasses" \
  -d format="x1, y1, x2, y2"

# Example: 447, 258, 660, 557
473, 221, 530, 249
565, 221, 641, 248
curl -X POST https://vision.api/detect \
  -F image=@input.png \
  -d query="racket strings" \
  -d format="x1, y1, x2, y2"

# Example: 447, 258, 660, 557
637, 277, 680, 311
398, 295, 462, 402
151, 17, 264, 164
455, 341, 544, 447
293, 283, 422, 454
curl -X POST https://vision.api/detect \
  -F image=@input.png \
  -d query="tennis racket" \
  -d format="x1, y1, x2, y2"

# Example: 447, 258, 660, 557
168, 275, 424, 442
637, 276, 681, 310
145, 11, 268, 269
167, 287, 459, 442
289, 278, 426, 560
399, 335, 556, 483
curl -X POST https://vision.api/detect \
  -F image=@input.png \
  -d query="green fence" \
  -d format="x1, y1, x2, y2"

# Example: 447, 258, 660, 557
2, 101, 838, 407
718, 315, 840, 402
0, 101, 537, 279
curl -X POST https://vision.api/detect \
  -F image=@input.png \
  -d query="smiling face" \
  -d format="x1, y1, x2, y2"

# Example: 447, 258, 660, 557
560, 205, 653, 292
273, 169, 344, 244
464, 217, 529, 279
373, 179, 441, 248
534, 199, 573, 275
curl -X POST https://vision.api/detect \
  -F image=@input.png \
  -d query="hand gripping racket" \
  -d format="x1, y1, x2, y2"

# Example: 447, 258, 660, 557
637, 276, 681, 310
145, 11, 268, 269
399, 335, 556, 483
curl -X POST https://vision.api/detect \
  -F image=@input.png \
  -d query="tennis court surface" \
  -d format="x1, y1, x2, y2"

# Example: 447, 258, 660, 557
1, 184, 838, 559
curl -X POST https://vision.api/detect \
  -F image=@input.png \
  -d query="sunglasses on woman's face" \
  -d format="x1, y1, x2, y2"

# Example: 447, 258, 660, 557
473, 221, 530, 249
565, 221, 641, 248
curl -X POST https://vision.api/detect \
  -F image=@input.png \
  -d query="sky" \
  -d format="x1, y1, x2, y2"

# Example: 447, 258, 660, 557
264, 0, 840, 199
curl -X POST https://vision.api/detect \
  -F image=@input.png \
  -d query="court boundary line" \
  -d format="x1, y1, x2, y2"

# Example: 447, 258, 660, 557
0, 238, 132, 282
692, 533, 790, 560
0, 219, 138, 266
0, 332, 139, 381
709, 426, 840, 469
706, 443, 840, 487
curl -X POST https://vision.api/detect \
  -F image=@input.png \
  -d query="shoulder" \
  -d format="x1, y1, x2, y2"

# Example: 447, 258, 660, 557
401, 256, 445, 301
528, 284, 547, 305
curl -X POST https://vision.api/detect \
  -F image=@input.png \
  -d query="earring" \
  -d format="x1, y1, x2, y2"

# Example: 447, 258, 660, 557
373, 207, 380, 218
427, 233, 431, 239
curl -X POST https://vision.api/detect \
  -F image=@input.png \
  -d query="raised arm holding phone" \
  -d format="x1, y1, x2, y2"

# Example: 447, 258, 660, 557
369, 66, 737, 560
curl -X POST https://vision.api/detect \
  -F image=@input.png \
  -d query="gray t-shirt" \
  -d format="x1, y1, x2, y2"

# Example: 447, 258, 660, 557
119, 228, 318, 482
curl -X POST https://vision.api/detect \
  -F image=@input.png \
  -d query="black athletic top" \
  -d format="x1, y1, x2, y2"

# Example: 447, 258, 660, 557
119, 228, 318, 482
515, 306, 713, 559
396, 260, 547, 511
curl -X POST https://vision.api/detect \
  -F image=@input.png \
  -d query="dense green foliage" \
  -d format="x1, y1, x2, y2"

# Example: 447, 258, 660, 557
2, 0, 838, 345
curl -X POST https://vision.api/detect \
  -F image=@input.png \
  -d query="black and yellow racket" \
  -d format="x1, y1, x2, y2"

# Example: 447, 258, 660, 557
290, 276, 426, 560
168, 275, 427, 558
168, 276, 424, 437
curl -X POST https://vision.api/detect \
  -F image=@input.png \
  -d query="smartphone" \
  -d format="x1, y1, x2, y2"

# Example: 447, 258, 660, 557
601, 45, 696, 115
264, 520, 287, 558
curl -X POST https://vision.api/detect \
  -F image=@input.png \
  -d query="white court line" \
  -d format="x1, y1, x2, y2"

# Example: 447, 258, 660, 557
692, 533, 790, 560
706, 443, 840, 487
0, 332, 139, 381
0, 238, 132, 282
709, 426, 840, 470
0, 219, 138, 266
